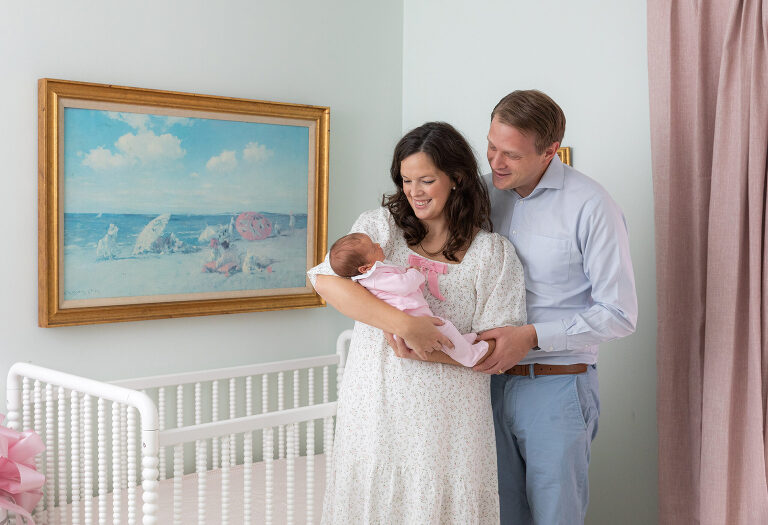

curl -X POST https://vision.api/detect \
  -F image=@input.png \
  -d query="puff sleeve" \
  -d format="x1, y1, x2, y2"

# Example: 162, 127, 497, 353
307, 207, 399, 288
471, 233, 527, 334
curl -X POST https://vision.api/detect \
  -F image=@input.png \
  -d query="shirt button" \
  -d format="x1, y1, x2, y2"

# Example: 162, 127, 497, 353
512, 230, 517, 234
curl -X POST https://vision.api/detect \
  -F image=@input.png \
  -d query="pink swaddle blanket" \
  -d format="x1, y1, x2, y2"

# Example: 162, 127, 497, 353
353, 258, 488, 366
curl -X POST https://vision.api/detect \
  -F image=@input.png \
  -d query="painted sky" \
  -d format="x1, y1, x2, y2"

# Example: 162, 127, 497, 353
63, 108, 310, 214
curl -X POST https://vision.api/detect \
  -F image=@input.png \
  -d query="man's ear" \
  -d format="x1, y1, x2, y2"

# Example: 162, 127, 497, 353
543, 141, 560, 161
358, 263, 374, 274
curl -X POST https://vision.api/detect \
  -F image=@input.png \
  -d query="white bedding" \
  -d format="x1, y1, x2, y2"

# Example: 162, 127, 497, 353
48, 454, 327, 524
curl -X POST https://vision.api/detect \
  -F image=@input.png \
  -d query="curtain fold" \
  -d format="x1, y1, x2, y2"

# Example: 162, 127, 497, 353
648, 1, 768, 523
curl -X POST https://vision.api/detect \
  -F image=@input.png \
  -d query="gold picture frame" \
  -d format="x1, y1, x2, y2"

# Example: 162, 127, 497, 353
39, 79, 329, 327
557, 146, 571, 166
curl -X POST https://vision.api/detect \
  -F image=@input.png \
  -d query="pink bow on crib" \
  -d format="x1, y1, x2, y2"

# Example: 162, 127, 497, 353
0, 414, 45, 525
408, 254, 448, 301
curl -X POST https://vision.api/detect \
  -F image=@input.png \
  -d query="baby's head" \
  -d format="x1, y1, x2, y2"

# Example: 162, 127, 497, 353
329, 233, 385, 277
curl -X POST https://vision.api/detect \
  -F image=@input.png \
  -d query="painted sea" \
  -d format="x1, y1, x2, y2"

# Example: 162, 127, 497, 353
62, 212, 309, 304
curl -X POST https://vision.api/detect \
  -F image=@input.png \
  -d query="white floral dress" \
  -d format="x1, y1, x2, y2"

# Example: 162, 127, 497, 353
308, 208, 526, 524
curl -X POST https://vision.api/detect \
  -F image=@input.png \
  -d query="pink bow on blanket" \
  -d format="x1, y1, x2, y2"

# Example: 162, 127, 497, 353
0, 414, 45, 525
408, 254, 448, 301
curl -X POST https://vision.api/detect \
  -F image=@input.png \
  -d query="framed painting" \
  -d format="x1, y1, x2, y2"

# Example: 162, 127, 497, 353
557, 146, 571, 166
38, 79, 329, 327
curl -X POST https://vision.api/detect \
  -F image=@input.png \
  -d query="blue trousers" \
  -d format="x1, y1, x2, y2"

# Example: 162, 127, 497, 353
491, 365, 599, 525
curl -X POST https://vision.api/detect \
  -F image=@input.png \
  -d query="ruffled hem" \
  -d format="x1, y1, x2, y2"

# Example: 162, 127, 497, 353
321, 458, 499, 525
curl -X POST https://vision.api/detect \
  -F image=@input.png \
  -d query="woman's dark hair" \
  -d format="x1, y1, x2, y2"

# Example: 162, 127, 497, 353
382, 122, 492, 262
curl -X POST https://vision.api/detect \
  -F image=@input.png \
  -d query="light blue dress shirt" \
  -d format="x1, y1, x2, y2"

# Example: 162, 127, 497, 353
485, 155, 638, 365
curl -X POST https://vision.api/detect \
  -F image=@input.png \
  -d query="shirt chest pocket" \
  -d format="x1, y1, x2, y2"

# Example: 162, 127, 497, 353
515, 232, 571, 284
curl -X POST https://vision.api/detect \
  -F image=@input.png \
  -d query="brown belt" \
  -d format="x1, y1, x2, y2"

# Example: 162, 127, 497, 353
505, 363, 588, 376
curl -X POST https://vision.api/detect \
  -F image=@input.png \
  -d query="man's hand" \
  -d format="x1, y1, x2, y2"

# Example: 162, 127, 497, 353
473, 325, 538, 374
385, 316, 453, 360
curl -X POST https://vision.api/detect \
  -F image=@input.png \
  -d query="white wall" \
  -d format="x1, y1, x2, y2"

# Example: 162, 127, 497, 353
0, 1, 403, 396
403, 1, 656, 523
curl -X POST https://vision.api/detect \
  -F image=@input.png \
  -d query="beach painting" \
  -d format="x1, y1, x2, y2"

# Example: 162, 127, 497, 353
39, 80, 329, 326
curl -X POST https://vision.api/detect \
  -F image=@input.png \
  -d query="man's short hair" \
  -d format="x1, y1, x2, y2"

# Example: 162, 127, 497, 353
491, 90, 566, 154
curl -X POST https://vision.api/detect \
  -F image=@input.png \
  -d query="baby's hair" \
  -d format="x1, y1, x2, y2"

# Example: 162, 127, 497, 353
329, 233, 371, 277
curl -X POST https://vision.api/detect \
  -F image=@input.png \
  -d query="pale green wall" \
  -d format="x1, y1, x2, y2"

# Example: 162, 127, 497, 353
2, 2, 658, 521
402, 1, 657, 523
0, 0, 403, 396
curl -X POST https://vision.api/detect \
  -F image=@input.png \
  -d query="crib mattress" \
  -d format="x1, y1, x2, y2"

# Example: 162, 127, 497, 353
49, 454, 327, 524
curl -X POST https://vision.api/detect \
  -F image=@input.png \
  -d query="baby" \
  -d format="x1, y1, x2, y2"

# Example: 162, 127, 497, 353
329, 232, 490, 367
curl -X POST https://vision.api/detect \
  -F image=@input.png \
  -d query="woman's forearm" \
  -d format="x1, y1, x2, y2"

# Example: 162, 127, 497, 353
404, 339, 496, 367
315, 274, 413, 335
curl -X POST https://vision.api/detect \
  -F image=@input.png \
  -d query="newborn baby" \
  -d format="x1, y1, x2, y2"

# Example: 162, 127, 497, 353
329, 232, 490, 367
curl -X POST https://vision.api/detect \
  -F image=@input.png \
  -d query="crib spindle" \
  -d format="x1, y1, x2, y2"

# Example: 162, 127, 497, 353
221, 434, 230, 525
194, 383, 201, 427
127, 406, 138, 525
307, 368, 315, 524
44, 384, 55, 524
71, 390, 81, 525
243, 376, 253, 525
173, 385, 183, 525
83, 395, 93, 525
293, 370, 300, 459
120, 404, 128, 493
212, 380, 220, 470
195, 382, 206, 525
58, 386, 68, 525
176, 383, 184, 441
80, 394, 86, 516
323, 366, 333, 483
158, 387, 166, 480
229, 378, 236, 469
22, 377, 31, 432
32, 381, 44, 517
263, 374, 273, 525
286, 423, 294, 525
98, 398, 107, 525
278, 372, 285, 460
112, 402, 122, 524
141, 449, 159, 525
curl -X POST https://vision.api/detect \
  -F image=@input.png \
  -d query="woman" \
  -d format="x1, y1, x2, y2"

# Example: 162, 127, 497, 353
309, 122, 526, 524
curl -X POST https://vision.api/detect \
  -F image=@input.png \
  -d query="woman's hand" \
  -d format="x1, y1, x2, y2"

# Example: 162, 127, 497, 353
386, 333, 496, 369
402, 315, 454, 358
385, 316, 454, 360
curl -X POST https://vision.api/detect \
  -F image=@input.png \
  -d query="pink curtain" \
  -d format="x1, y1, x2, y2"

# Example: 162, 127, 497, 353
648, 1, 768, 523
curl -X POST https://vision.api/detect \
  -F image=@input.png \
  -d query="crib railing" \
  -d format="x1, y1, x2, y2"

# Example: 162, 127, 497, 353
5, 364, 160, 525
5, 329, 353, 525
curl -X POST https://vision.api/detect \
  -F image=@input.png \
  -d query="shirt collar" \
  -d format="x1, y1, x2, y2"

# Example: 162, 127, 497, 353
536, 154, 565, 190
506, 154, 565, 198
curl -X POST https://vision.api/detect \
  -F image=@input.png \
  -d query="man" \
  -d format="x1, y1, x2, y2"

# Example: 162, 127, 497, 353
473, 90, 638, 524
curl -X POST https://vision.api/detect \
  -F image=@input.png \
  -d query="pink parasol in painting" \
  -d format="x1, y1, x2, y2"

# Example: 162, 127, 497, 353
235, 212, 272, 241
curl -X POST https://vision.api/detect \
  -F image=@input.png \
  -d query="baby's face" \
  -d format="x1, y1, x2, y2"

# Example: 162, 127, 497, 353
361, 235, 385, 264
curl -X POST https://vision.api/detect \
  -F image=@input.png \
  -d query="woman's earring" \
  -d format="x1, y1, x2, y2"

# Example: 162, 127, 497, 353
451, 186, 456, 190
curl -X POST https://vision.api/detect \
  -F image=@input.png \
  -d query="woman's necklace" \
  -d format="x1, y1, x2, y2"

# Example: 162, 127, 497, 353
418, 239, 445, 257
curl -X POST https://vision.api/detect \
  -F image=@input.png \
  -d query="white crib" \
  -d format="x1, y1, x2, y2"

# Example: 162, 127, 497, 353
4, 330, 352, 525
